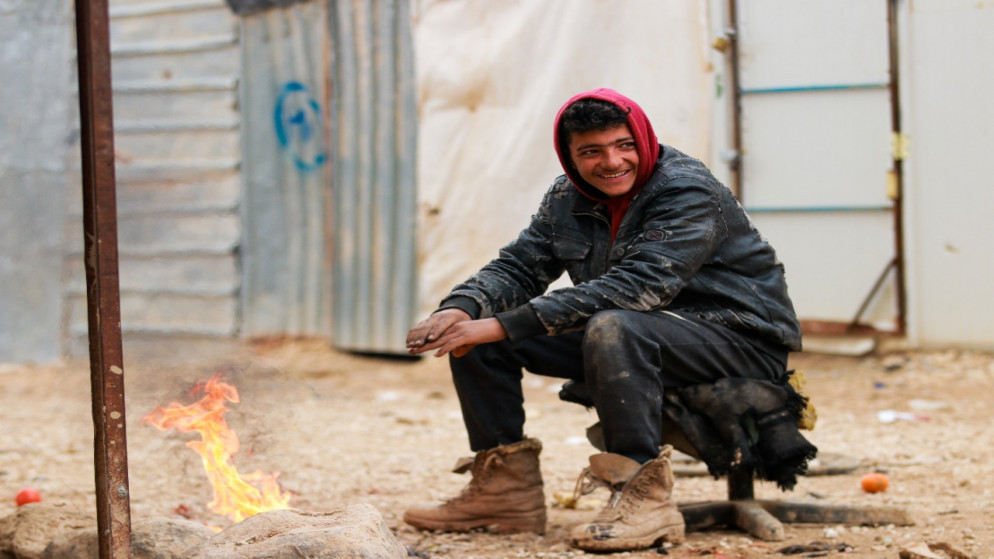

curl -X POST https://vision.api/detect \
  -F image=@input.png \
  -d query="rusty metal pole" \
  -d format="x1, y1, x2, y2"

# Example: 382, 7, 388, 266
75, 0, 134, 557
725, 0, 744, 201
887, 0, 908, 337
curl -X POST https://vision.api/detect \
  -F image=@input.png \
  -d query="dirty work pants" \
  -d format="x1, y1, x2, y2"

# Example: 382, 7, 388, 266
450, 309, 788, 464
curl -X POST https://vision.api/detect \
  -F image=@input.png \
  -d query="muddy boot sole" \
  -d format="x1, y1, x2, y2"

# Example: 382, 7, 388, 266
403, 509, 546, 534
571, 520, 685, 552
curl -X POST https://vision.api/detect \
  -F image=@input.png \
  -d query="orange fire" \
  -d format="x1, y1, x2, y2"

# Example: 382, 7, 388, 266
142, 374, 293, 524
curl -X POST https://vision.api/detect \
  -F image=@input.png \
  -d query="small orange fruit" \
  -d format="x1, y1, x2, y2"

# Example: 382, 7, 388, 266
860, 472, 890, 493
15, 488, 42, 506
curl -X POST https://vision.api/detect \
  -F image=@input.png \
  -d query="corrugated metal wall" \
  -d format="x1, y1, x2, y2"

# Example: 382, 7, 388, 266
65, 0, 243, 357
0, 0, 75, 363
239, 0, 333, 338
64, 0, 418, 359
329, 0, 417, 354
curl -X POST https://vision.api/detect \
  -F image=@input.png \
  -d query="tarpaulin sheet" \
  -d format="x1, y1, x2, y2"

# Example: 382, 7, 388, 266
412, 0, 713, 317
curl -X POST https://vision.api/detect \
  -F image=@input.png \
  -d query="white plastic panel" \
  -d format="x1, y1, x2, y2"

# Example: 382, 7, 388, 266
735, 0, 899, 332
905, 0, 994, 347
737, 0, 889, 91
753, 212, 896, 325
741, 88, 893, 209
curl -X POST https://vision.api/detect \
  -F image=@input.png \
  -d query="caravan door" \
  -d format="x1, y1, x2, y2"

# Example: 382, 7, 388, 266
730, 0, 905, 336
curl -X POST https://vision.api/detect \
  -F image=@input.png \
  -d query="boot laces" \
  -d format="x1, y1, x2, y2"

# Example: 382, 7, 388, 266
571, 463, 659, 520
450, 453, 502, 503
570, 466, 623, 508
614, 468, 657, 518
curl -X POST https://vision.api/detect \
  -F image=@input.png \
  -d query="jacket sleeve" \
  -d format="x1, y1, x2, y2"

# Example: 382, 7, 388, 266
439, 188, 566, 323
529, 179, 726, 335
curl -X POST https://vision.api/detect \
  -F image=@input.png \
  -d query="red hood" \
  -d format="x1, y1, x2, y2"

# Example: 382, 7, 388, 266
553, 88, 660, 200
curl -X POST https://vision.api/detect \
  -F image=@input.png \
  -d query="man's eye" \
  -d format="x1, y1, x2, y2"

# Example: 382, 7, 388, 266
620, 142, 636, 149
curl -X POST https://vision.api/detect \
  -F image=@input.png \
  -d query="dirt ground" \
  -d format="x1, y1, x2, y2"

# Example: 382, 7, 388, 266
1, 339, 992, 558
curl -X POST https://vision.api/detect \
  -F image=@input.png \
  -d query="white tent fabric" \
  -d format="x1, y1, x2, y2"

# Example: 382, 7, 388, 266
411, 0, 713, 318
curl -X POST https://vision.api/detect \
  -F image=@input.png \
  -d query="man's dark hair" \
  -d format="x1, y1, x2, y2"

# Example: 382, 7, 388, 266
559, 98, 630, 140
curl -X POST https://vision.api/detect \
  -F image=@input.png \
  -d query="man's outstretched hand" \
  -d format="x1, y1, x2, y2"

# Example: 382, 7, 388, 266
406, 309, 507, 358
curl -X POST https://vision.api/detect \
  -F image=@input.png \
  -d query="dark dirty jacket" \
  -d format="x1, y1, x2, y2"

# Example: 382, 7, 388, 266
440, 144, 803, 356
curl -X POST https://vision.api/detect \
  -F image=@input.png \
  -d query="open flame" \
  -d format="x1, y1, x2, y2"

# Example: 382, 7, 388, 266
142, 374, 293, 524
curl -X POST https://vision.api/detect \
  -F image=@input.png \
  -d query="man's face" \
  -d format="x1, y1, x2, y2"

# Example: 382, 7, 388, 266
567, 124, 639, 198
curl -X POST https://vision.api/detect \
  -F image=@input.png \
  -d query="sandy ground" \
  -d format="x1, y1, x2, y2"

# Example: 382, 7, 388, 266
1, 339, 993, 558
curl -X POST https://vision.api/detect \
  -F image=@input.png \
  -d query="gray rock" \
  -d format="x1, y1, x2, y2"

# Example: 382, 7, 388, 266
132, 517, 218, 559
41, 527, 98, 559
44, 516, 216, 559
0, 503, 95, 559
186, 505, 408, 559
4, 504, 403, 559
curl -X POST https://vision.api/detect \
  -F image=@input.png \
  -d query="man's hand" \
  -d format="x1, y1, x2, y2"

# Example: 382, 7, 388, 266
406, 308, 471, 353
406, 309, 507, 357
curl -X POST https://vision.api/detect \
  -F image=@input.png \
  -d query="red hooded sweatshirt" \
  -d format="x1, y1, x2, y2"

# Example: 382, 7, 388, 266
553, 89, 660, 241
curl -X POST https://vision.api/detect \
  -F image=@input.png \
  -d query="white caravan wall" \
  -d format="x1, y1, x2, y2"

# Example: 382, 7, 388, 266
412, 0, 712, 318
903, 0, 994, 349
732, 0, 898, 330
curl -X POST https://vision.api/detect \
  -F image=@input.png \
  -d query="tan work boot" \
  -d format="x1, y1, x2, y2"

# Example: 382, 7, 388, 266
403, 438, 546, 534
569, 445, 685, 551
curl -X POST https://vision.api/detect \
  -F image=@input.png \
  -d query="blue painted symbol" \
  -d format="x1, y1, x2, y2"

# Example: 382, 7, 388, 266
274, 81, 327, 171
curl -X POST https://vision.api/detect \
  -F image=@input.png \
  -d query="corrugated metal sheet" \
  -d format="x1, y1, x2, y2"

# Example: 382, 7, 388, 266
239, 0, 333, 337
225, 0, 311, 16
0, 0, 75, 363
65, 0, 242, 351
329, 0, 418, 354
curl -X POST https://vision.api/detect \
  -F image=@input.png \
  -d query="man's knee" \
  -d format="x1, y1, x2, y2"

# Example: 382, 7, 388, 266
582, 310, 635, 349
581, 311, 651, 385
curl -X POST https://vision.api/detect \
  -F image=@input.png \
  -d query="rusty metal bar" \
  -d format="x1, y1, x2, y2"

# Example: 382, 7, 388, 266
849, 258, 897, 331
75, 0, 134, 557
799, 320, 900, 337
887, 0, 908, 336
725, 0, 743, 200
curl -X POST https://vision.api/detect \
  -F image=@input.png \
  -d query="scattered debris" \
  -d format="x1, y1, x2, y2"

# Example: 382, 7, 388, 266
777, 541, 854, 555
2, 345, 994, 558
877, 409, 930, 423
898, 542, 978, 559
909, 399, 951, 411
860, 471, 890, 493
551, 491, 603, 511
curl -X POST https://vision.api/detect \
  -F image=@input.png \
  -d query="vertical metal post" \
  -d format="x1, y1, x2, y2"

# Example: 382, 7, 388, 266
725, 0, 744, 200
75, 0, 134, 557
727, 468, 754, 500
887, 0, 908, 336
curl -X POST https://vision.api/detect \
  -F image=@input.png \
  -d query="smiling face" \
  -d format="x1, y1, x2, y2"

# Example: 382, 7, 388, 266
567, 124, 640, 198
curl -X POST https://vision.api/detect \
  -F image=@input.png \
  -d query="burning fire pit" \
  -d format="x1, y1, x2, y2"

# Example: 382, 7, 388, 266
0, 375, 408, 559
142, 374, 293, 526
